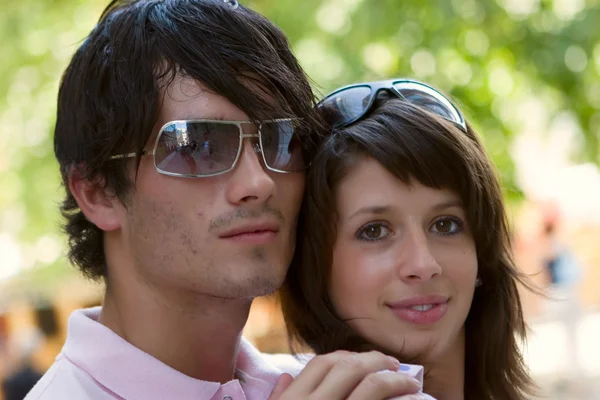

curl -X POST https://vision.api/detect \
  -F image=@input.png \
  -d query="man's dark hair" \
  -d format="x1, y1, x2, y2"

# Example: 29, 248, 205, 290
55, 0, 321, 281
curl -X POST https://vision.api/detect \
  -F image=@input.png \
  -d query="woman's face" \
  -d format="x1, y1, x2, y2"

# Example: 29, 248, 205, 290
329, 157, 478, 361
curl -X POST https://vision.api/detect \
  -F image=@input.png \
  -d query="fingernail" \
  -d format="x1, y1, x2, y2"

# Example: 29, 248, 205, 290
398, 364, 412, 373
388, 356, 401, 368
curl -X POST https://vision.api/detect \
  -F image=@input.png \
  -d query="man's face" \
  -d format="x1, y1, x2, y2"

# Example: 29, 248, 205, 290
116, 75, 305, 299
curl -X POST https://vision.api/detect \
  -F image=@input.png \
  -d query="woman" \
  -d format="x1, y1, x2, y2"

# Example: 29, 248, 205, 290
280, 79, 535, 400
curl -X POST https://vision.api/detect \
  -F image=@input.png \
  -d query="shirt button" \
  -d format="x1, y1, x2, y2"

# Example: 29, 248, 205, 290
223, 396, 233, 400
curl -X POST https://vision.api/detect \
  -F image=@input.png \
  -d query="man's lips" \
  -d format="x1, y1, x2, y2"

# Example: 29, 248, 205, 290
218, 222, 280, 238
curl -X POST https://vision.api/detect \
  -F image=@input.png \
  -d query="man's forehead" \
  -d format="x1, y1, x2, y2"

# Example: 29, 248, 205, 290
162, 74, 208, 102
149, 73, 281, 140
159, 72, 278, 115
158, 74, 247, 122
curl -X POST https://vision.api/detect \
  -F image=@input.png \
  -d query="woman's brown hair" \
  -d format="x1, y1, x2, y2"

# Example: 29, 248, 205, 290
280, 96, 535, 399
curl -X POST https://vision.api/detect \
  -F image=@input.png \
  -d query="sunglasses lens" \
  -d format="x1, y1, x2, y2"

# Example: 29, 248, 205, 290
260, 119, 307, 172
154, 121, 240, 176
319, 85, 372, 128
393, 82, 463, 126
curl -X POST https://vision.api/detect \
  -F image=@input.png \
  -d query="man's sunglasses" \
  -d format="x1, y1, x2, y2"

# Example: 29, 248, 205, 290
110, 118, 307, 178
317, 79, 467, 132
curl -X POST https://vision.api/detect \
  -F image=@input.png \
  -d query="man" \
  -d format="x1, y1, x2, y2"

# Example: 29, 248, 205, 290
26, 0, 422, 399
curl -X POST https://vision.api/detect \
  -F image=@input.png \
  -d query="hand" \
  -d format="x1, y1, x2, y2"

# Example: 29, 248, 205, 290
268, 350, 422, 400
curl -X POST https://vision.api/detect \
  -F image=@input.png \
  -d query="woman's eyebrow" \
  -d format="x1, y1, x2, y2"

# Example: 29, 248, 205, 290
430, 199, 464, 211
347, 199, 463, 220
348, 205, 392, 220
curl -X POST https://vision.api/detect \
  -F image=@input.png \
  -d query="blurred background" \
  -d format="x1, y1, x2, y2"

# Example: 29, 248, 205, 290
0, 0, 599, 399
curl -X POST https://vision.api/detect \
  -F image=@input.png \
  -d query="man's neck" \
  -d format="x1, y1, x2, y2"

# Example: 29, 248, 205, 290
99, 272, 252, 384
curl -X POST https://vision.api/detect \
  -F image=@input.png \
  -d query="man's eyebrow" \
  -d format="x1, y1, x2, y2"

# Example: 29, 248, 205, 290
174, 116, 229, 121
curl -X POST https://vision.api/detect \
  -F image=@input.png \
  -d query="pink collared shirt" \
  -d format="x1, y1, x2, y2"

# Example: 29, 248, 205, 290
25, 307, 282, 400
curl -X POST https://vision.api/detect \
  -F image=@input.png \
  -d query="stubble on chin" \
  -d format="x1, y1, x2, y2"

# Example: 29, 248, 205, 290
199, 245, 286, 299
239, 246, 287, 297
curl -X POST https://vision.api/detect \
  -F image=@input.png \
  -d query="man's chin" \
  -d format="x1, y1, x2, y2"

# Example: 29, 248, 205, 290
215, 271, 285, 300
243, 272, 286, 298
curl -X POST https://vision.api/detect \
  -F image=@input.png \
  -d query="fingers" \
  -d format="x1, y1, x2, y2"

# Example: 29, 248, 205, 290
268, 373, 294, 400
283, 350, 404, 399
272, 350, 422, 400
310, 351, 404, 399
346, 370, 421, 400
387, 396, 427, 400
286, 350, 352, 393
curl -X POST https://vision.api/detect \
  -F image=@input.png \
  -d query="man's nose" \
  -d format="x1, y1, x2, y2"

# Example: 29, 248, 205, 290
225, 138, 275, 205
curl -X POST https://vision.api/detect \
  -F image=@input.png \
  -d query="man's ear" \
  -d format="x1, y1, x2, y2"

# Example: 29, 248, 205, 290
68, 167, 123, 232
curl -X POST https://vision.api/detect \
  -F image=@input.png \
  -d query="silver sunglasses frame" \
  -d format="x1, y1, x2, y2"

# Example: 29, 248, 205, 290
110, 118, 306, 178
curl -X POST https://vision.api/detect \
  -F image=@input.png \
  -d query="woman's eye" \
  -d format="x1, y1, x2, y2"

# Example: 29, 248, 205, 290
431, 217, 463, 235
357, 223, 391, 241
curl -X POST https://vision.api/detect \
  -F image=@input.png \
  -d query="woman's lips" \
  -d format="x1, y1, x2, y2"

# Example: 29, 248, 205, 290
387, 295, 450, 324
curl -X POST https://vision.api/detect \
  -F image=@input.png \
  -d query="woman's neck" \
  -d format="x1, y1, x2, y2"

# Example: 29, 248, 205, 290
422, 332, 466, 400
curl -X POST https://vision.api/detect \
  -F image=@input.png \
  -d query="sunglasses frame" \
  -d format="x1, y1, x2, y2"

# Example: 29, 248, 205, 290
317, 79, 467, 132
110, 118, 306, 178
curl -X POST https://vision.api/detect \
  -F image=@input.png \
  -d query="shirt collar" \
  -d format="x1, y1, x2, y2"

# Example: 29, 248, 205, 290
62, 307, 281, 400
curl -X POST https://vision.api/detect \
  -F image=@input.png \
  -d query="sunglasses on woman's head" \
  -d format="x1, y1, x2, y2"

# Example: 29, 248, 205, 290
110, 118, 308, 178
317, 79, 467, 133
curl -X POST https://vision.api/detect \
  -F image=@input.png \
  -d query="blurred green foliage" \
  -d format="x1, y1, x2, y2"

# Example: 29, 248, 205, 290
0, 0, 599, 281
